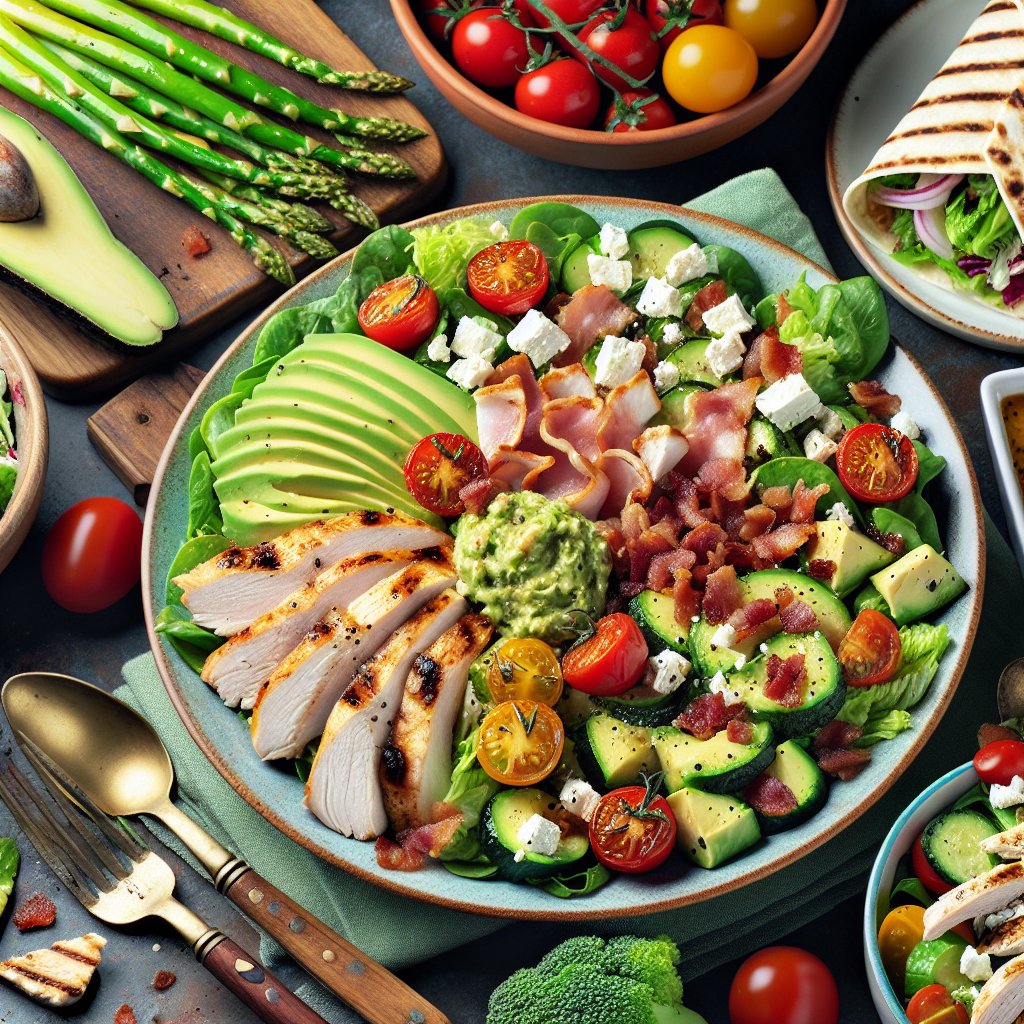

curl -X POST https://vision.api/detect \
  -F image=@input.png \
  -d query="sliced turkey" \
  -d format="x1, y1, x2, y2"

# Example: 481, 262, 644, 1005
924, 862, 1024, 939
973, 955, 1024, 1024
381, 614, 493, 832
250, 559, 457, 760
175, 510, 448, 636
201, 547, 447, 709
304, 590, 467, 839
982, 822, 1024, 859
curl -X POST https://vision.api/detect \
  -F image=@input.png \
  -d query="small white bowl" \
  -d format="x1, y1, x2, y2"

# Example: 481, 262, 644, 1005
863, 762, 976, 1023
981, 368, 1024, 574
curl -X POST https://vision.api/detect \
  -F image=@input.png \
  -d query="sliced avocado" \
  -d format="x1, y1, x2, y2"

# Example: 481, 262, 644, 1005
805, 521, 896, 598
574, 714, 657, 788
666, 786, 760, 869
557, 685, 600, 729
652, 722, 775, 794
628, 589, 690, 655
869, 544, 967, 626
752, 740, 828, 833
0, 107, 176, 346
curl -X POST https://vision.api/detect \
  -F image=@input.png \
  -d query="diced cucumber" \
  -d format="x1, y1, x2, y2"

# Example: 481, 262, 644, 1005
746, 417, 793, 465
561, 240, 598, 294
574, 714, 657, 788
652, 721, 775, 794
921, 809, 1000, 886
750, 740, 828, 833
665, 340, 725, 387
628, 589, 691, 655
627, 222, 698, 281
904, 936, 970, 999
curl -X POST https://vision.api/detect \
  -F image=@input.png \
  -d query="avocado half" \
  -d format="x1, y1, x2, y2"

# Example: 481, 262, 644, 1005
0, 107, 177, 347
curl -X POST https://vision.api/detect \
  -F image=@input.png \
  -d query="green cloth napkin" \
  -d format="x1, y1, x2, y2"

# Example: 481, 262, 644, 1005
120, 169, 1024, 1004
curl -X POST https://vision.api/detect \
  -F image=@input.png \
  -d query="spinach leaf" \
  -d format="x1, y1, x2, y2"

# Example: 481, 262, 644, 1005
703, 244, 763, 309
232, 356, 279, 396
0, 838, 17, 918
444, 288, 514, 335
186, 452, 222, 541
509, 202, 600, 244
165, 534, 232, 606
155, 605, 225, 673
200, 391, 246, 462
252, 292, 339, 364
443, 857, 500, 880
887, 440, 946, 551
350, 224, 415, 279
914, 440, 946, 491
526, 862, 612, 898
751, 457, 864, 525
754, 292, 779, 328
837, 277, 890, 379
889, 876, 933, 909
330, 267, 385, 335
871, 508, 923, 551
188, 425, 207, 462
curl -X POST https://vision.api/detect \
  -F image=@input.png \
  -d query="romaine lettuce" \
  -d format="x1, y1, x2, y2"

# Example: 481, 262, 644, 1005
411, 218, 495, 295
438, 727, 500, 862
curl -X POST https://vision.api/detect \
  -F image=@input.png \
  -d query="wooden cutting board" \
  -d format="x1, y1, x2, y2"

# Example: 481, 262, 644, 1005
0, 0, 445, 400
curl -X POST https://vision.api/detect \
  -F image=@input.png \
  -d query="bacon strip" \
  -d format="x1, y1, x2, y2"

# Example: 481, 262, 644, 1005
849, 380, 901, 418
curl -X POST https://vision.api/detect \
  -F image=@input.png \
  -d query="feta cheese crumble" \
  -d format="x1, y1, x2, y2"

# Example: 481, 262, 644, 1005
710, 623, 737, 649
708, 671, 743, 705
489, 219, 508, 240
960, 946, 993, 983
661, 322, 683, 347
701, 294, 755, 336
517, 813, 561, 857
587, 253, 633, 294
990, 775, 1024, 809
816, 406, 844, 440
447, 356, 493, 391
599, 222, 630, 260
653, 360, 680, 393
507, 309, 572, 367
595, 335, 646, 389
559, 779, 601, 823
755, 372, 824, 431
451, 316, 502, 361
636, 276, 682, 319
426, 333, 451, 363
650, 650, 691, 695
705, 330, 745, 377
890, 410, 921, 440
825, 502, 855, 530
803, 428, 839, 464
664, 243, 708, 287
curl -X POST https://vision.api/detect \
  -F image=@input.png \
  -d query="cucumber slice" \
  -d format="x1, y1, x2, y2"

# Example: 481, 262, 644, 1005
904, 936, 971, 999
921, 810, 1000, 886
652, 721, 775, 794
480, 788, 589, 882
627, 222, 698, 280
746, 417, 796, 465
650, 382, 708, 433
593, 684, 688, 728
751, 740, 828, 833
574, 714, 657, 788
561, 239, 598, 294
665, 340, 725, 387
628, 589, 691, 655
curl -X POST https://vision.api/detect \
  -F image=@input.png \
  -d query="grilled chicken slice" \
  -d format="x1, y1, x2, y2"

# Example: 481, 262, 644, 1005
973, 954, 1024, 1024
175, 510, 448, 636
980, 910, 1024, 957
0, 932, 105, 1007
983, 822, 1024, 860
200, 547, 448, 709
304, 591, 468, 839
924, 862, 1024, 940
251, 559, 457, 760
381, 614, 493, 832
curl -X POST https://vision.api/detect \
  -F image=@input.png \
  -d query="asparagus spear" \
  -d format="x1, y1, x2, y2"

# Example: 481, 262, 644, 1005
0, 37, 293, 285
35, 0, 424, 141
204, 175, 334, 234
126, 0, 413, 93
0, 1, 417, 178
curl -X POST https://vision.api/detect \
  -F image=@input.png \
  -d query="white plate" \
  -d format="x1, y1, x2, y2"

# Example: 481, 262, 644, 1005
981, 368, 1024, 572
826, 0, 1024, 352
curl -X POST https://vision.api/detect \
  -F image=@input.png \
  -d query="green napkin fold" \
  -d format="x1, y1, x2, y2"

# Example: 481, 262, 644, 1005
120, 169, 1024, 1003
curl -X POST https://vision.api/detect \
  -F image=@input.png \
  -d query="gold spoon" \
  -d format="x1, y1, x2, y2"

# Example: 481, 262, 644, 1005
998, 658, 1024, 723
1, 672, 449, 1024
0, 132, 38, 222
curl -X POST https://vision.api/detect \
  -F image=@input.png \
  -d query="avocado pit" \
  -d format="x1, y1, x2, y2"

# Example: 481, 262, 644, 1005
0, 132, 39, 222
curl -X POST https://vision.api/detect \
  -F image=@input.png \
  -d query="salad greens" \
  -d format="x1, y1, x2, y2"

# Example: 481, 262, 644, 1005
411, 218, 495, 294
0, 838, 18, 918
0, 370, 17, 516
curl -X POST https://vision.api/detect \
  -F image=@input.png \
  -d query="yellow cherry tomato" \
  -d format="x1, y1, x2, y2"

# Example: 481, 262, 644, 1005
477, 700, 564, 786
488, 638, 564, 706
877, 904, 925, 991
724, 0, 818, 59
662, 25, 759, 114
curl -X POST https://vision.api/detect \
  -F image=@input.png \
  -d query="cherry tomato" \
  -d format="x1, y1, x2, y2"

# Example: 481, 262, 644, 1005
41, 497, 142, 613
837, 609, 902, 687
514, 59, 601, 128
576, 9, 660, 91
912, 833, 953, 896
451, 9, 530, 88
403, 433, 487, 517
645, 0, 724, 50
604, 89, 678, 132
526, 0, 605, 29
562, 613, 649, 697
467, 240, 549, 316
728, 947, 839, 1024
876, 904, 924, 993
662, 24, 758, 114
477, 699, 565, 785
488, 638, 564, 705
420, 0, 534, 39
358, 275, 440, 352
589, 783, 677, 873
974, 739, 1024, 787
836, 423, 919, 504
906, 984, 969, 1024
724, 0, 817, 59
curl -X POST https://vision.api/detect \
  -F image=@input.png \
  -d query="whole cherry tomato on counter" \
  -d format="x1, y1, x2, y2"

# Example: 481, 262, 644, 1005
645, 0, 724, 50
562, 612, 649, 697
42, 497, 143, 613
575, 8, 660, 90
526, 0, 605, 29
604, 88, 678, 131
514, 59, 602, 128
974, 739, 1024, 787
728, 947, 839, 1024
451, 8, 530, 88
420, 0, 534, 39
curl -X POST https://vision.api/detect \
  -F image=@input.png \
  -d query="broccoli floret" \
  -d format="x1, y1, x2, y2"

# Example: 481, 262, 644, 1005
487, 935, 694, 1024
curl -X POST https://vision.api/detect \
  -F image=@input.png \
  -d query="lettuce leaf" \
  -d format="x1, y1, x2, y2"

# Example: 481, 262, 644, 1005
438, 727, 500, 862
412, 218, 496, 294
946, 183, 1015, 259
0, 838, 17, 917
854, 709, 912, 747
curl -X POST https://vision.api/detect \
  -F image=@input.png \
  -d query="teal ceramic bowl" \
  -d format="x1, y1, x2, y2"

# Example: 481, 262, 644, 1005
143, 196, 985, 920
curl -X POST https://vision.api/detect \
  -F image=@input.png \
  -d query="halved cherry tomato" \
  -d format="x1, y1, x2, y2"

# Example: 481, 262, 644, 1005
488, 638, 564, 706
403, 433, 487, 516
477, 699, 564, 785
974, 739, 1024, 787
358, 275, 440, 351
562, 613, 649, 697
451, 8, 530, 88
662, 24, 758, 113
645, 0, 724, 50
906, 984, 969, 1024
604, 88, 677, 132
877, 904, 925, 992
836, 423, 919, 504
837, 609, 901, 687
576, 9, 660, 91
514, 59, 601, 129
467, 240, 549, 316
728, 947, 839, 1024
589, 782, 676, 873
912, 833, 953, 896
724, 0, 817, 59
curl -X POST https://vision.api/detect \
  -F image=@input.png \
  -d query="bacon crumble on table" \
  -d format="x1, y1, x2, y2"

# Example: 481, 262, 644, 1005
114, 1005, 138, 1024
153, 969, 176, 991
13, 892, 57, 932
181, 225, 211, 259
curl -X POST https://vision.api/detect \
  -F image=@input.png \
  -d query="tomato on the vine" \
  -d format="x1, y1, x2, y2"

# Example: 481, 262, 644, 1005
604, 89, 677, 132
912, 833, 953, 896
837, 609, 901, 687
403, 433, 487, 517
906, 984, 969, 1024
575, 9, 660, 91
467, 240, 549, 315
514, 59, 601, 128
451, 8, 530, 88
724, 0, 817, 59
526, 0, 605, 29
645, 0, 724, 50
974, 739, 1024, 787
728, 947, 839, 1024
662, 24, 758, 113
420, 0, 534, 39
476, 699, 565, 785
42, 498, 143, 613
562, 613, 649, 697
589, 778, 676, 873
358, 275, 440, 351
836, 423, 919, 503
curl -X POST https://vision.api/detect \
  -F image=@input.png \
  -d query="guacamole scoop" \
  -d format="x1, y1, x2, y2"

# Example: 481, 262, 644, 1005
453, 490, 611, 643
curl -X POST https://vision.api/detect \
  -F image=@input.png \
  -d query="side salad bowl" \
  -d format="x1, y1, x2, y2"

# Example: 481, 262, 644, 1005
144, 195, 984, 920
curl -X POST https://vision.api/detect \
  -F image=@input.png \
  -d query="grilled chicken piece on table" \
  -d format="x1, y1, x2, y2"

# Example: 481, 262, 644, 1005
381, 614, 493, 832
924, 862, 1024, 939
200, 547, 447, 709
175, 510, 449, 636
304, 591, 468, 839
0, 933, 106, 1008
251, 559, 457, 760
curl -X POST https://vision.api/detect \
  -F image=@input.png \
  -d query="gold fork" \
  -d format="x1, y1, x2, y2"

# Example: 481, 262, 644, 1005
0, 755, 330, 1024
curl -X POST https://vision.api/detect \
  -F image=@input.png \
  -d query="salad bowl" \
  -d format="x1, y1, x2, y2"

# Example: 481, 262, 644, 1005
144, 196, 984, 920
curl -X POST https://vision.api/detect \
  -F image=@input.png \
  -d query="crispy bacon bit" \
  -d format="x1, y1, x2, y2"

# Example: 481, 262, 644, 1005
728, 597, 779, 639
703, 565, 744, 625
816, 746, 871, 781
114, 1007, 138, 1024
776, 293, 794, 325
648, 547, 697, 592
374, 811, 463, 872
683, 521, 729, 559
181, 225, 210, 258
743, 326, 802, 384
737, 504, 776, 541
726, 719, 753, 745
673, 568, 701, 624
750, 522, 817, 566
764, 653, 805, 707
808, 558, 836, 581
779, 599, 819, 634
685, 280, 729, 331
153, 970, 176, 991
458, 476, 506, 516
789, 480, 830, 523
866, 524, 907, 557
745, 774, 799, 816
697, 457, 749, 501
674, 692, 744, 741
375, 836, 423, 871
849, 380, 901, 418
814, 719, 863, 750
13, 892, 56, 931
979, 723, 1021, 748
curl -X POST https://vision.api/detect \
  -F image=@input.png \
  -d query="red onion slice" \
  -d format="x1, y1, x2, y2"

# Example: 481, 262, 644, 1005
873, 173, 965, 210
914, 206, 953, 259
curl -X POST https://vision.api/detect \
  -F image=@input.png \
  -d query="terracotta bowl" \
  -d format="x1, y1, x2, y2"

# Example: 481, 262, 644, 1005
0, 320, 47, 574
391, 0, 847, 169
